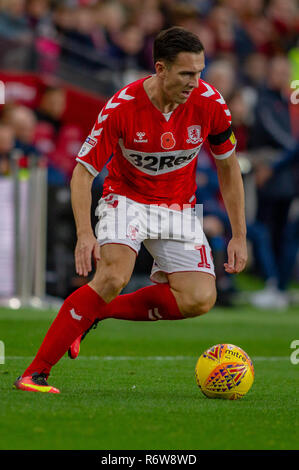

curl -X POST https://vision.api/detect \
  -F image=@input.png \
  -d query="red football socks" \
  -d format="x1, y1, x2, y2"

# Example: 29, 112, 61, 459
102, 283, 183, 321
22, 285, 106, 378
22, 283, 183, 378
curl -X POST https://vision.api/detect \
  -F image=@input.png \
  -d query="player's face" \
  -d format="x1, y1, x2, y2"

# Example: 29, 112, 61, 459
158, 51, 205, 104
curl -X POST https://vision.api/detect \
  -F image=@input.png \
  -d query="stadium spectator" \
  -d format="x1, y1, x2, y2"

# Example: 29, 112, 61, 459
52, 4, 76, 38
166, 2, 199, 32
0, 0, 31, 40
58, 6, 104, 71
1, 104, 41, 167
227, 89, 251, 152
35, 86, 65, 130
203, 59, 236, 100
241, 52, 268, 118
108, 23, 145, 70
244, 9, 276, 56
25, 0, 60, 74
242, 52, 268, 90
207, 5, 235, 56
251, 55, 295, 150
267, 0, 298, 52
135, 5, 165, 72
34, 86, 83, 184
206, 4, 254, 63
94, 0, 127, 38
0, 123, 15, 175
249, 142, 299, 308
25, 0, 52, 33
251, 55, 296, 269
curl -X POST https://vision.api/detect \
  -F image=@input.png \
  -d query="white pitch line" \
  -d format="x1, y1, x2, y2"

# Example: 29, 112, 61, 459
5, 355, 290, 361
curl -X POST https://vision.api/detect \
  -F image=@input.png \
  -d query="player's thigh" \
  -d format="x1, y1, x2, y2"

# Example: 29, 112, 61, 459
168, 271, 217, 317
90, 243, 137, 298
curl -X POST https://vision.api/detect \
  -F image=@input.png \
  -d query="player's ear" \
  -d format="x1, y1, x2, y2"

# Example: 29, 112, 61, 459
155, 60, 167, 77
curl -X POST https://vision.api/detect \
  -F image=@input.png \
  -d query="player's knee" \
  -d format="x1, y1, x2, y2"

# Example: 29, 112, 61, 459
104, 273, 129, 296
91, 271, 130, 302
181, 288, 217, 317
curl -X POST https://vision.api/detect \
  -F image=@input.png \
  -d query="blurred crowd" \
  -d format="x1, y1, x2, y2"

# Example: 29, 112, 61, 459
0, 0, 299, 308
0, 86, 84, 183
0, 0, 298, 86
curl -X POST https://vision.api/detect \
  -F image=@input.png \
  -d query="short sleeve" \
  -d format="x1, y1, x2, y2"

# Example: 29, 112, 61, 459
76, 105, 120, 176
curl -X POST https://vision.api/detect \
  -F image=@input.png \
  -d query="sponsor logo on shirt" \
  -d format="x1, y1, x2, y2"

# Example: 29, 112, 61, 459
134, 131, 148, 143
119, 140, 202, 175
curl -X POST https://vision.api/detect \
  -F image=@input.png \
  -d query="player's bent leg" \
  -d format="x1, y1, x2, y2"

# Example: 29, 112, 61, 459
168, 271, 217, 318
68, 243, 136, 359
15, 244, 137, 390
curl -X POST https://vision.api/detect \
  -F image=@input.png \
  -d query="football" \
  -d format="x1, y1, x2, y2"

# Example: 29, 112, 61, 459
195, 344, 254, 400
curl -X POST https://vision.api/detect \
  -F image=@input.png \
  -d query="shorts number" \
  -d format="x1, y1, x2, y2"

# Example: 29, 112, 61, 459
195, 245, 211, 269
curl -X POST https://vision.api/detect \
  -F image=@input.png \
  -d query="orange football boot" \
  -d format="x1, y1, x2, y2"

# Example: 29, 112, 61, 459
68, 334, 83, 359
68, 319, 100, 360
13, 373, 60, 393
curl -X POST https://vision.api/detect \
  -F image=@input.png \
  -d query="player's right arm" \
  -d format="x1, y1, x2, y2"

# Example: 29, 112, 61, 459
70, 162, 99, 277
71, 91, 124, 275
71, 89, 134, 276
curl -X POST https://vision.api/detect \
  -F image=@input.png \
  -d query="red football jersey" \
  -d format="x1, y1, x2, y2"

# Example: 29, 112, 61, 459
76, 76, 236, 206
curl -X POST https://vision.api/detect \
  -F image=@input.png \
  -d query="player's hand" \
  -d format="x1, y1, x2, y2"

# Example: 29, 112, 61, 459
75, 232, 101, 277
224, 236, 247, 274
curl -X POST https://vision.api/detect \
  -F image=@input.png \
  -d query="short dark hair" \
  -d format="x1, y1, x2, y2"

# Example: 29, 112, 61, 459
153, 27, 204, 64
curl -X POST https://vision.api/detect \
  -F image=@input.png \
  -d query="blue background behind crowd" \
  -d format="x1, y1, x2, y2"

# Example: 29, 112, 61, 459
0, 0, 298, 308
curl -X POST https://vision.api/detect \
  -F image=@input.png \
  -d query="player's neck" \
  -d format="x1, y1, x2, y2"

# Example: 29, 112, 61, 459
143, 76, 179, 114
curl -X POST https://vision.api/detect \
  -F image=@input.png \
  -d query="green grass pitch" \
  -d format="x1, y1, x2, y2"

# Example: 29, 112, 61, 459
0, 302, 299, 450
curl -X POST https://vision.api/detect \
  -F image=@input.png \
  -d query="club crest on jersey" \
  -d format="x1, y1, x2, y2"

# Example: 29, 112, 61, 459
186, 125, 203, 145
134, 131, 148, 143
161, 132, 176, 149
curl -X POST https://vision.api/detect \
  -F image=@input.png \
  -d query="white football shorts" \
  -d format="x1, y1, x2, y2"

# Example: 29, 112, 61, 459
95, 194, 215, 283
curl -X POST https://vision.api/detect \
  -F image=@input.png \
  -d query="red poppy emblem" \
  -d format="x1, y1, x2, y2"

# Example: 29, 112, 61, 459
161, 132, 176, 149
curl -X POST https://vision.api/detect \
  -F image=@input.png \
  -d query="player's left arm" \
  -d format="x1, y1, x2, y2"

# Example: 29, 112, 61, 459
214, 150, 247, 274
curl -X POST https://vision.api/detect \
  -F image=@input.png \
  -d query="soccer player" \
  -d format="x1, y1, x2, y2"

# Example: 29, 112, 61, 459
14, 27, 247, 393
